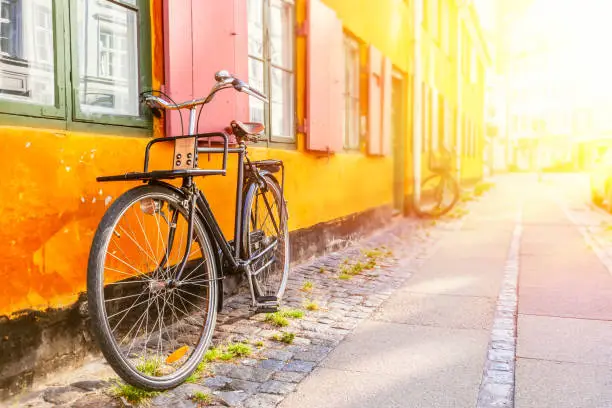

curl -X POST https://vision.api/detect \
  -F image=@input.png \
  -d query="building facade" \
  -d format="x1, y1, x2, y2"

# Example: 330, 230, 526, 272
0, 0, 489, 396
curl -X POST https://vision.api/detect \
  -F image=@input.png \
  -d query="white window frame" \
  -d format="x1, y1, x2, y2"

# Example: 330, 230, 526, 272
34, 5, 53, 64
343, 35, 360, 149
247, 0, 295, 143
0, 0, 19, 57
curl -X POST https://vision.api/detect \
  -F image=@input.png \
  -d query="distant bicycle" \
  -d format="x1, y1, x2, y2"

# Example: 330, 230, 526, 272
414, 146, 459, 217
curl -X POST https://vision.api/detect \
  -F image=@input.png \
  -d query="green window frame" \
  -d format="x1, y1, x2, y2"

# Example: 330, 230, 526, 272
0, 0, 151, 132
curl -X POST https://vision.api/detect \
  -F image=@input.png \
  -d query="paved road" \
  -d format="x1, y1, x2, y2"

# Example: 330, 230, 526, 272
282, 174, 612, 408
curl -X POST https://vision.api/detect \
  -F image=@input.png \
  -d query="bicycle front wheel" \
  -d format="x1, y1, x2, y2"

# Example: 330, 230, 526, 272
242, 175, 290, 301
87, 184, 218, 390
415, 173, 459, 217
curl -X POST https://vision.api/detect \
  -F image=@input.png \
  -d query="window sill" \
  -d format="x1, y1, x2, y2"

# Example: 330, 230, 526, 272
0, 112, 152, 137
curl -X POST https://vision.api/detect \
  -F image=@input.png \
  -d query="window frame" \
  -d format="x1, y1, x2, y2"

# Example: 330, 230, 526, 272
68, 0, 152, 128
0, 0, 152, 132
247, 0, 296, 144
343, 34, 360, 150
0, 0, 66, 119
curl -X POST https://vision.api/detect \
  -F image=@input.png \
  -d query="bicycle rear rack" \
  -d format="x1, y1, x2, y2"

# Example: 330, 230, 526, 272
97, 133, 233, 182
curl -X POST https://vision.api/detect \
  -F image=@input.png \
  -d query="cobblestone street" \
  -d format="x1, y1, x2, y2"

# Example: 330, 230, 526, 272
5, 173, 612, 408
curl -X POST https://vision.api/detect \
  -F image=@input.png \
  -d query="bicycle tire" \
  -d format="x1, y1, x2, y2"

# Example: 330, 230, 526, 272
414, 173, 459, 218
87, 184, 218, 390
241, 174, 290, 300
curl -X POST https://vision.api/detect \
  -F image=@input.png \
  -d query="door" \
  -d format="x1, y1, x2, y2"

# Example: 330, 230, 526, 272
391, 72, 406, 215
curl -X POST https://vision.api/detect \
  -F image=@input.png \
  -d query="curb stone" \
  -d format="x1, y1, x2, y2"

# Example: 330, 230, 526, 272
476, 206, 522, 408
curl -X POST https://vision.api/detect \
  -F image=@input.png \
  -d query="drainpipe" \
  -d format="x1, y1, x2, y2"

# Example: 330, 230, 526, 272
455, 1, 469, 185
412, 0, 423, 210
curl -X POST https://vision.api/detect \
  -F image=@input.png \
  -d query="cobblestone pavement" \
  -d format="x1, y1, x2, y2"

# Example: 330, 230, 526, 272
5, 198, 468, 408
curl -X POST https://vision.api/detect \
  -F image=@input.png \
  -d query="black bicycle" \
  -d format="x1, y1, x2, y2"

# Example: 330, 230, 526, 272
414, 146, 460, 217
87, 70, 289, 390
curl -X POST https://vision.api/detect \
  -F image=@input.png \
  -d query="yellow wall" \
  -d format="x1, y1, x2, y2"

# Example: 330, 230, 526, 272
0, 0, 396, 318
0, 126, 392, 317
0, 0, 490, 318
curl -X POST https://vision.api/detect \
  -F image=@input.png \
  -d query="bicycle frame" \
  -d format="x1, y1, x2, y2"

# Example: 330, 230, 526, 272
98, 132, 284, 290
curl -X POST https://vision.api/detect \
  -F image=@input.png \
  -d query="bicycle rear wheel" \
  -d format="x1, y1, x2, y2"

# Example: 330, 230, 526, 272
242, 175, 290, 301
87, 184, 217, 390
415, 173, 459, 217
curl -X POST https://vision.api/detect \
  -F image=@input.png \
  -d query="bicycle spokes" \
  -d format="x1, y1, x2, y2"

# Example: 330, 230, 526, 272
100, 194, 214, 380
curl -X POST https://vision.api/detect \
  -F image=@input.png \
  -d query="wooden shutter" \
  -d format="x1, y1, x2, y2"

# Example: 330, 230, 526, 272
306, 0, 344, 152
163, 0, 193, 136
381, 57, 393, 156
367, 45, 383, 155
164, 0, 248, 136
192, 0, 249, 133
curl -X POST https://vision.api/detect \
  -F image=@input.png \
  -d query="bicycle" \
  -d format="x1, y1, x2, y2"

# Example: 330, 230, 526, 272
87, 70, 289, 390
414, 146, 460, 217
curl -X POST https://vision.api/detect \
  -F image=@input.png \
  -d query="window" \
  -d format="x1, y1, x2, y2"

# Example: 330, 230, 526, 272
77, 0, 141, 118
248, 0, 295, 143
0, 0, 151, 129
35, 5, 52, 64
343, 35, 360, 149
0, 0, 19, 57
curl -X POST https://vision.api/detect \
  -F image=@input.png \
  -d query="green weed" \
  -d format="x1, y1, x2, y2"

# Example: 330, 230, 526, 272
301, 281, 314, 291
111, 382, 160, 405
191, 391, 213, 404
271, 331, 296, 344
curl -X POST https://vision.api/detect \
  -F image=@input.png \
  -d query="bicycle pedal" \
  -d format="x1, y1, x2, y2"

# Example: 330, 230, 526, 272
255, 304, 280, 313
254, 295, 280, 313
256, 295, 278, 303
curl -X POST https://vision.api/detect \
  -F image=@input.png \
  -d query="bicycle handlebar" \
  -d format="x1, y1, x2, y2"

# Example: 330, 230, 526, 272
141, 70, 269, 111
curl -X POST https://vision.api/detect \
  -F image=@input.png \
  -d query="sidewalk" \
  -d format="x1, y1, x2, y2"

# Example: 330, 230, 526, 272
281, 178, 523, 408
515, 178, 612, 408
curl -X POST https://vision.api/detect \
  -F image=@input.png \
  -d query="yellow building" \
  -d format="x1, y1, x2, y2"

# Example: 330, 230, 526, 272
0, 0, 488, 396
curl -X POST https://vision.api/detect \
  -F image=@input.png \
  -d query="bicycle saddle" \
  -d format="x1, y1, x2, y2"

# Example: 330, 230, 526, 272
230, 120, 265, 138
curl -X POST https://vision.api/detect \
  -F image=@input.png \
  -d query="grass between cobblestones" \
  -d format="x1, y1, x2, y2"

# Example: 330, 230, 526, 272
336, 246, 393, 281
191, 391, 213, 405
271, 331, 296, 344
304, 300, 319, 311
111, 381, 160, 405
265, 308, 305, 327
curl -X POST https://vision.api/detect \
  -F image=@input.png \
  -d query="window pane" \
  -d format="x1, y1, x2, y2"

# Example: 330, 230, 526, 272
0, 0, 55, 105
247, 0, 263, 58
269, 0, 292, 69
77, 0, 139, 116
270, 67, 293, 139
248, 57, 265, 124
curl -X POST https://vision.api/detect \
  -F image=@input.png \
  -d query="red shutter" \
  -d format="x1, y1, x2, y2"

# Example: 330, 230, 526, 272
192, 0, 249, 133
367, 45, 383, 155
306, 0, 344, 152
164, 0, 248, 136
163, 0, 193, 136
381, 56, 393, 156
